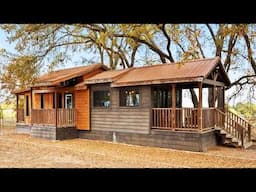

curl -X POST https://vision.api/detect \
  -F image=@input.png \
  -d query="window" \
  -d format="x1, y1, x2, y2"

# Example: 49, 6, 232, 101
25, 95, 29, 116
40, 93, 44, 109
152, 86, 182, 108
57, 93, 62, 108
120, 88, 140, 107
65, 93, 73, 109
152, 87, 171, 108
93, 91, 110, 107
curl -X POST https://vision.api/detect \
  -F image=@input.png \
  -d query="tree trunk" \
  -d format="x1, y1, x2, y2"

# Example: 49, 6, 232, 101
190, 88, 198, 108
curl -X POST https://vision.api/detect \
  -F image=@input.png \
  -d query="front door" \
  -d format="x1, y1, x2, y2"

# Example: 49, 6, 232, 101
65, 93, 73, 109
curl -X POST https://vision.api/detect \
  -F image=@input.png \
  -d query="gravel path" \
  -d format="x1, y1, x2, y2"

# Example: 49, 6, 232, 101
0, 130, 256, 168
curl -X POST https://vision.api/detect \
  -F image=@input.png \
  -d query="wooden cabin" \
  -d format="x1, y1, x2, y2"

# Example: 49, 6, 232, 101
14, 57, 253, 152
15, 64, 108, 139
81, 57, 252, 151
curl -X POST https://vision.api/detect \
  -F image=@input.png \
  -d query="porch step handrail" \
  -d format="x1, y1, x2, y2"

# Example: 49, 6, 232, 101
215, 108, 252, 148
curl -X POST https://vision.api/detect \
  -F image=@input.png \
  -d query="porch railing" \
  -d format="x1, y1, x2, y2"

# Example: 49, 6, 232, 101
31, 109, 76, 127
17, 109, 25, 122
152, 108, 216, 132
216, 108, 251, 147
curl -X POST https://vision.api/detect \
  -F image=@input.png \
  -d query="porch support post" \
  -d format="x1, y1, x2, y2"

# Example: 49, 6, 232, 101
222, 86, 225, 112
55, 90, 57, 128
16, 94, 18, 123
198, 82, 203, 131
171, 84, 176, 130
213, 85, 216, 126
213, 86, 216, 108
30, 87, 33, 125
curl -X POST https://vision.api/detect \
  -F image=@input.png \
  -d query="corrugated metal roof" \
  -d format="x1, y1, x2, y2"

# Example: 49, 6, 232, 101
35, 63, 108, 86
85, 68, 131, 84
111, 57, 230, 87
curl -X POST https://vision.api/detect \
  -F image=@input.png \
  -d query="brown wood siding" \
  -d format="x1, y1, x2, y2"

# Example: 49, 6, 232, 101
33, 93, 53, 109
90, 84, 151, 134
75, 89, 90, 130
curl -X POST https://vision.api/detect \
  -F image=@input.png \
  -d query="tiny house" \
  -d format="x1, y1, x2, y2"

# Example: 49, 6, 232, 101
14, 57, 253, 152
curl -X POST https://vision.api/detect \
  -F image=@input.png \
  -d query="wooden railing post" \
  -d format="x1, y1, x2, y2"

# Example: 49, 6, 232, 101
198, 82, 203, 131
171, 84, 176, 130
241, 128, 244, 148
30, 87, 33, 125
248, 124, 251, 142
16, 94, 18, 123
55, 91, 57, 128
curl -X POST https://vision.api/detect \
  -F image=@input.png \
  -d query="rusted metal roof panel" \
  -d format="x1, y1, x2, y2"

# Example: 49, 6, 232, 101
112, 57, 228, 87
85, 68, 132, 84
35, 63, 108, 86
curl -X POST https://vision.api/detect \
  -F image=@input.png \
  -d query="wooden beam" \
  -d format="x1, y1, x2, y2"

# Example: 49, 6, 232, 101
30, 87, 33, 125
111, 77, 204, 87
32, 89, 56, 94
198, 82, 203, 131
222, 87, 225, 112
203, 79, 224, 87
172, 84, 176, 129
16, 94, 18, 123
55, 90, 57, 128
213, 85, 216, 125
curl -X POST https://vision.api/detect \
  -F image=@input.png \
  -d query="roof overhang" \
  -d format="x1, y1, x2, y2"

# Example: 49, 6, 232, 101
85, 79, 114, 85
111, 77, 204, 87
12, 88, 31, 94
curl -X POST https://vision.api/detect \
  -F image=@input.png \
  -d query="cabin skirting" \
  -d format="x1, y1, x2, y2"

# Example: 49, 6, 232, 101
16, 124, 78, 140
79, 129, 217, 152
16, 124, 217, 151
16, 123, 31, 134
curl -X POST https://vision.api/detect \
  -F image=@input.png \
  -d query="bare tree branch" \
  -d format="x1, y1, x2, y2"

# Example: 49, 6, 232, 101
160, 24, 175, 62
243, 32, 256, 73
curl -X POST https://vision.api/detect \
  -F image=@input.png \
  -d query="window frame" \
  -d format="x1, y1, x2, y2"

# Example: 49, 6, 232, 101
119, 87, 141, 108
64, 93, 73, 109
93, 90, 111, 108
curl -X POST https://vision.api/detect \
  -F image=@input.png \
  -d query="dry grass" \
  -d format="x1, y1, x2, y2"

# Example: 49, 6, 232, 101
0, 128, 256, 168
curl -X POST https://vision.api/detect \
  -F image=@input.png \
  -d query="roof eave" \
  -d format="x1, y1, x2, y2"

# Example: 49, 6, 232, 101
111, 77, 204, 87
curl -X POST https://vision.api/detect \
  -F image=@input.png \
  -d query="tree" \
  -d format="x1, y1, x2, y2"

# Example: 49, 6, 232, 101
0, 55, 39, 102
1, 24, 256, 106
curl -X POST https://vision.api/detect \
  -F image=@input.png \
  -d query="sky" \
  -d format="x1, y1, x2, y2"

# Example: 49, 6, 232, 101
0, 26, 254, 106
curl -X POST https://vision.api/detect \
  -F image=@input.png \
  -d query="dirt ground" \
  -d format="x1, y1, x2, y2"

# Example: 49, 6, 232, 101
1, 128, 256, 168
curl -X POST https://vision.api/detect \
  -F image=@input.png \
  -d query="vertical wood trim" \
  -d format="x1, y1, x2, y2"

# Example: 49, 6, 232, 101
55, 90, 57, 128
30, 87, 33, 125
222, 86, 225, 112
213, 85, 216, 126
16, 94, 18, 123
172, 84, 176, 129
198, 82, 203, 131
87, 89, 90, 129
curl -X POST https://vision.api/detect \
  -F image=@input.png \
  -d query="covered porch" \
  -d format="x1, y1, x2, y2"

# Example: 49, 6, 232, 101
151, 80, 225, 133
16, 86, 76, 128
